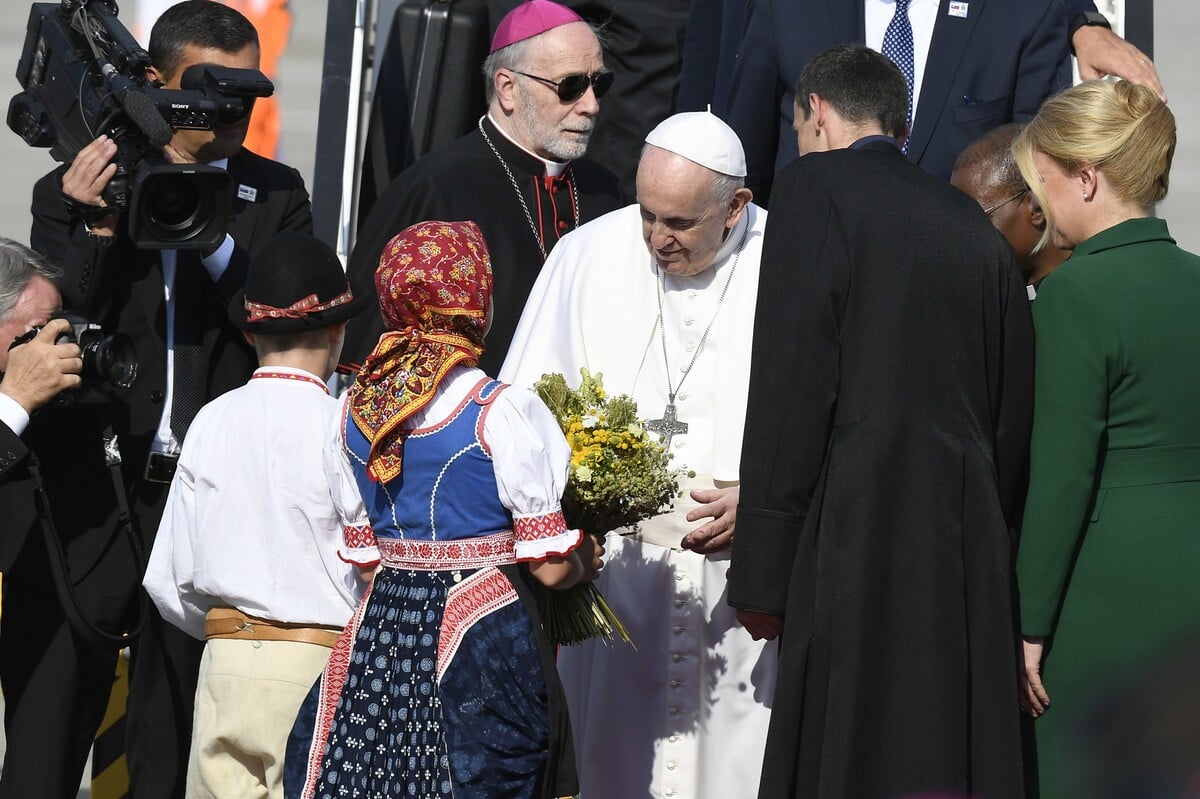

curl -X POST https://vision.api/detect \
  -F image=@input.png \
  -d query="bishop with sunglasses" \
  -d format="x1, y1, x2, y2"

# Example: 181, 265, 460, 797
343, 0, 623, 375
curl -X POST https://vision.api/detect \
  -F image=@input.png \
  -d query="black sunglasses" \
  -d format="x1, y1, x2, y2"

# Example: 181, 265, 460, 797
512, 70, 614, 102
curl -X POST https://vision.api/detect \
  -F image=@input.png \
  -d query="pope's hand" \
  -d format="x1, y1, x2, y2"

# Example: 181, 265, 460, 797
736, 609, 783, 641
681, 485, 738, 554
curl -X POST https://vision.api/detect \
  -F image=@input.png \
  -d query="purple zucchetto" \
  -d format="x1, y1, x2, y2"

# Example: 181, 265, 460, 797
490, 0, 584, 53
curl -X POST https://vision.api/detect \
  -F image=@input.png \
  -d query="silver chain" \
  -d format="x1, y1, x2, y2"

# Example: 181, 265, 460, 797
477, 117, 580, 260
654, 221, 749, 402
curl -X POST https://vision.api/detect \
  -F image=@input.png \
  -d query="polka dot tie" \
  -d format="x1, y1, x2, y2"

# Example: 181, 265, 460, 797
881, 0, 914, 153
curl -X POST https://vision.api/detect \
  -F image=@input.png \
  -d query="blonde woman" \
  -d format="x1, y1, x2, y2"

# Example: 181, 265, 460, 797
1014, 80, 1200, 798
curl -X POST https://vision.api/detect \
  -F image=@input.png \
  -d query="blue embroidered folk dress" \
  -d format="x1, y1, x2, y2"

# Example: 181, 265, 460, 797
286, 368, 582, 799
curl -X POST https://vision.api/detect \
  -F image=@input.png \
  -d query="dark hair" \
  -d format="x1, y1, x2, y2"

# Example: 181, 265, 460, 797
794, 44, 908, 139
148, 0, 259, 81
953, 123, 1027, 197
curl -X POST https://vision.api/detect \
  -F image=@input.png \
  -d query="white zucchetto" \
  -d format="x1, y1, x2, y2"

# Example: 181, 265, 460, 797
644, 112, 748, 178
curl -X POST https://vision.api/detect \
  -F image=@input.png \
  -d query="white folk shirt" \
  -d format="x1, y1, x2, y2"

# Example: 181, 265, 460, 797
143, 366, 368, 639
501, 202, 778, 799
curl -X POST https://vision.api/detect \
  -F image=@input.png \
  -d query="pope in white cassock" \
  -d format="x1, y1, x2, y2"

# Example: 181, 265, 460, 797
501, 112, 776, 799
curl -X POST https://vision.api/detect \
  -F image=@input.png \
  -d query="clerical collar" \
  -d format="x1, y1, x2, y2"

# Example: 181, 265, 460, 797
848, 134, 899, 151
485, 112, 569, 177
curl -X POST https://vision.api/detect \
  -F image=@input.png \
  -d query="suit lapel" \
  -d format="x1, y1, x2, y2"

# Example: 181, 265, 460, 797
906, 0, 985, 163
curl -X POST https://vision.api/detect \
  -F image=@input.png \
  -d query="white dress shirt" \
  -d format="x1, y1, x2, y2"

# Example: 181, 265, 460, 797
151, 157, 237, 456
865, 0, 940, 126
0, 392, 30, 437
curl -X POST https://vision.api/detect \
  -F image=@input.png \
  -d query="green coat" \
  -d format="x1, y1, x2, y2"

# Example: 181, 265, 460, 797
1016, 217, 1200, 798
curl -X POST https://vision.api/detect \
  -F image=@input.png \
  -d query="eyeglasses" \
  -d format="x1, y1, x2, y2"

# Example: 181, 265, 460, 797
983, 188, 1029, 216
511, 70, 614, 102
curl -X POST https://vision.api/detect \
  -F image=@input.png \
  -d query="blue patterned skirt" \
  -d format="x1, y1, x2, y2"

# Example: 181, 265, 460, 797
285, 557, 576, 799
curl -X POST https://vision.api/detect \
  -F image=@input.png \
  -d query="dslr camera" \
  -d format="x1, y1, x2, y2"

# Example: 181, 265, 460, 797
7, 0, 274, 249
10, 310, 138, 406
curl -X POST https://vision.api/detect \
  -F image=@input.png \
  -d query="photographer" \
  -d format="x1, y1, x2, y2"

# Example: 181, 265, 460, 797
5, 2, 313, 797
0, 239, 82, 481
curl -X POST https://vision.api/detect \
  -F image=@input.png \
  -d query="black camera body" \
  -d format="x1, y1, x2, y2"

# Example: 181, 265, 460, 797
10, 310, 138, 406
7, 0, 274, 249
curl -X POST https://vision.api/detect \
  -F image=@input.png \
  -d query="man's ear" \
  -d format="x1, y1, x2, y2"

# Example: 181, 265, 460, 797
494, 69, 518, 113
1027, 194, 1045, 227
144, 65, 165, 87
242, 331, 256, 347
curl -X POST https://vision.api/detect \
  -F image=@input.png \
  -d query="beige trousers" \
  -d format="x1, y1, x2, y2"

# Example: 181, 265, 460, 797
185, 638, 331, 799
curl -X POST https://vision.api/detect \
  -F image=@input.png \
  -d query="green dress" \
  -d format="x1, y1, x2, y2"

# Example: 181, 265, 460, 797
1017, 217, 1200, 798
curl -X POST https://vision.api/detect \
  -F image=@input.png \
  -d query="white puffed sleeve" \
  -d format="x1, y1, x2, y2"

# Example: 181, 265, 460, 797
326, 395, 379, 567
485, 385, 583, 562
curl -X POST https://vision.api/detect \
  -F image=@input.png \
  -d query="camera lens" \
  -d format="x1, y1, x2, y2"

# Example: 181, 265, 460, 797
146, 176, 204, 232
77, 329, 138, 390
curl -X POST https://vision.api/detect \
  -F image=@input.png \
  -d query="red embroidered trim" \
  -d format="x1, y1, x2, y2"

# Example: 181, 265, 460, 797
299, 582, 372, 799
437, 567, 518, 683
244, 288, 354, 323
377, 532, 516, 570
513, 510, 568, 542
250, 371, 330, 394
342, 524, 374, 549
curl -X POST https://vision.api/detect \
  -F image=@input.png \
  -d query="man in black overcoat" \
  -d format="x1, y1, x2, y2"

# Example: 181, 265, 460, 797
729, 45, 1034, 798
2, 4, 312, 797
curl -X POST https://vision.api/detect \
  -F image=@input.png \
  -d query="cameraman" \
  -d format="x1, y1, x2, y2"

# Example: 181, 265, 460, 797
8, 3, 313, 797
0, 239, 82, 481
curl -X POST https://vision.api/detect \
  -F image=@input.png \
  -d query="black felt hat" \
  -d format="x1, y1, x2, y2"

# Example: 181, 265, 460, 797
230, 232, 371, 334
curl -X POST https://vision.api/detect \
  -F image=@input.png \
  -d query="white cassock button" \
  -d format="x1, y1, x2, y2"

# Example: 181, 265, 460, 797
673, 626, 685, 634
687, 290, 697, 299
672, 653, 684, 662
669, 734, 681, 743
678, 391, 689, 400
670, 679, 683, 688
674, 441, 684, 449
684, 316, 695, 326
674, 573, 685, 582
665, 790, 677, 797
668, 706, 680, 715
674, 599, 686, 608
667, 761, 678, 771
685, 342, 696, 352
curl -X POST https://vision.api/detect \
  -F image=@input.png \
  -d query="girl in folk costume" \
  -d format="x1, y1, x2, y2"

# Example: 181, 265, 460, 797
285, 220, 600, 799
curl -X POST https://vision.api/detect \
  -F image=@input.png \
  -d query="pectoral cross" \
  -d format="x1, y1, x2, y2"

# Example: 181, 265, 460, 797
645, 401, 688, 449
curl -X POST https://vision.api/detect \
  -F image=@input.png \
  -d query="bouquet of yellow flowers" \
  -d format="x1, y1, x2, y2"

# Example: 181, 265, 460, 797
532, 369, 682, 646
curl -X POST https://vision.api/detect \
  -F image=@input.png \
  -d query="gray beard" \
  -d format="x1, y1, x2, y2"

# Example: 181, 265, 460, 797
512, 103, 591, 162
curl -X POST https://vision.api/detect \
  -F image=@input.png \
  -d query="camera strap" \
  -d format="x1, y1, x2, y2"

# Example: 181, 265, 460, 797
27, 425, 150, 648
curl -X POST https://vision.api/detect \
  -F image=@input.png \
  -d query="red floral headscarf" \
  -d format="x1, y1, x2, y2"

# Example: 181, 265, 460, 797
349, 220, 493, 482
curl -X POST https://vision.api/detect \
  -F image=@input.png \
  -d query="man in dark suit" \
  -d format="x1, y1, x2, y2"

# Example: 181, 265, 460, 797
723, 0, 1076, 204
3, 3, 312, 797
729, 45, 1034, 797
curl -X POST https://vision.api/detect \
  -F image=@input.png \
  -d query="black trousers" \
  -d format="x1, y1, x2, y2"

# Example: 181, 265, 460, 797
0, 481, 203, 799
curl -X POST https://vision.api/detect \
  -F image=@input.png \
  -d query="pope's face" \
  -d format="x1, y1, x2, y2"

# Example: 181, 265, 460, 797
636, 146, 743, 277
149, 42, 261, 163
508, 22, 604, 162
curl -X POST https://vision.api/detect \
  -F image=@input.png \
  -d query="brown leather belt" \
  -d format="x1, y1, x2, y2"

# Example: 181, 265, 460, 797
204, 607, 342, 649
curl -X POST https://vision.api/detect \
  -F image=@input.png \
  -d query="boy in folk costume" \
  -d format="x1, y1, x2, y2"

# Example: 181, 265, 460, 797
143, 231, 375, 798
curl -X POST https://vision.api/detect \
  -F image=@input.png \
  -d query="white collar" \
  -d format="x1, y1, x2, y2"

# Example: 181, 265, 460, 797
486, 112, 570, 177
